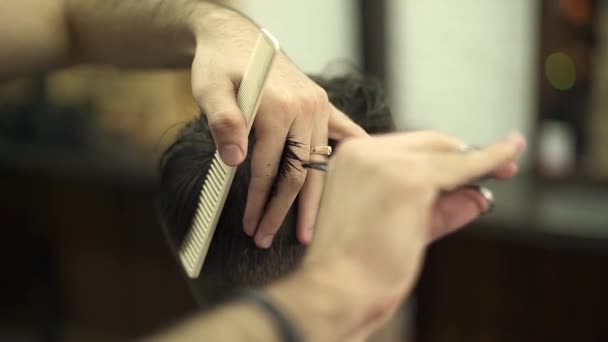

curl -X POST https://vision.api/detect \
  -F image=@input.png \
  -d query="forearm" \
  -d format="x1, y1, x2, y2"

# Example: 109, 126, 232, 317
0, 0, 250, 80
64, 0, 212, 67
147, 299, 280, 342
0, 0, 71, 80
148, 261, 384, 342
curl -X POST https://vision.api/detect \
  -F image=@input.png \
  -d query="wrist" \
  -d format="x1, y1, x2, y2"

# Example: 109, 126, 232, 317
265, 259, 394, 341
188, 2, 259, 47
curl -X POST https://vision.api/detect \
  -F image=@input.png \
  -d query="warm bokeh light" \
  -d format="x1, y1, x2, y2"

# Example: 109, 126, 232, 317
545, 52, 576, 91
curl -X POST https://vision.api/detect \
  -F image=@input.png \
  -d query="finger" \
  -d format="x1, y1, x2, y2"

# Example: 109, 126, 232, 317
296, 112, 329, 244
464, 146, 519, 181
492, 162, 518, 180
242, 122, 289, 237
195, 77, 248, 166
254, 118, 312, 248
429, 187, 490, 242
468, 161, 517, 182
328, 104, 368, 139
377, 130, 467, 153
435, 132, 526, 189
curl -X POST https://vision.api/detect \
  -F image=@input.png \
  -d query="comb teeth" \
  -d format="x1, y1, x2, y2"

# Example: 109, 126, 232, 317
178, 29, 279, 279
179, 152, 235, 277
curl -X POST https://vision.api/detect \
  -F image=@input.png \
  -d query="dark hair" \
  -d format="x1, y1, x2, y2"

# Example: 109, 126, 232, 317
158, 74, 395, 306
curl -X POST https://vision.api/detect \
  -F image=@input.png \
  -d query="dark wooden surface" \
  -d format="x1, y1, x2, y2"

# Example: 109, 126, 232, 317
415, 177, 608, 342
0, 143, 195, 340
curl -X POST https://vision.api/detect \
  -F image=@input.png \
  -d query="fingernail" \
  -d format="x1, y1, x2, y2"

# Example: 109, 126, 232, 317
462, 184, 495, 215
243, 216, 256, 237
478, 186, 495, 215
303, 227, 314, 244
220, 144, 244, 165
256, 234, 274, 249
243, 223, 255, 237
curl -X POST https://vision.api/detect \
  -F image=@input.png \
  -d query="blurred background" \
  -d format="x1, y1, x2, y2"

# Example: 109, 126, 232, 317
1, 0, 607, 341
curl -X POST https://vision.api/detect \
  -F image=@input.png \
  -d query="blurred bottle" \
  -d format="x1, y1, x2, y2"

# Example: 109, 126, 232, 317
537, 120, 576, 179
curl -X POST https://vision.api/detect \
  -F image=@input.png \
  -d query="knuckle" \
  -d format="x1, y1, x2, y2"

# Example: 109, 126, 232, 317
272, 90, 297, 116
283, 170, 306, 190
302, 87, 323, 115
254, 118, 277, 135
208, 111, 241, 132
301, 86, 329, 117
315, 86, 330, 106
298, 94, 316, 117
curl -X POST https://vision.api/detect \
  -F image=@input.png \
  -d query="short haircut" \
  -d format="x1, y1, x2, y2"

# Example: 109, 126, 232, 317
158, 74, 395, 307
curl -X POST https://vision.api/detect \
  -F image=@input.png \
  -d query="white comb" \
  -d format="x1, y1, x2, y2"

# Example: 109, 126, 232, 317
179, 29, 279, 279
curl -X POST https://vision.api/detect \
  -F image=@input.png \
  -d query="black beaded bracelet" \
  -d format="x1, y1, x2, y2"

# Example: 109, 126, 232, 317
233, 289, 302, 342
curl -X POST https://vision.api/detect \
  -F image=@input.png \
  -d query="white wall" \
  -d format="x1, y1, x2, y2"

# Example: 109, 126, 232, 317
239, 0, 361, 74
388, 0, 538, 166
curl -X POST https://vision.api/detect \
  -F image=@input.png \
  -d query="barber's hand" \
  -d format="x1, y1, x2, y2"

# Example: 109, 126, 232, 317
303, 131, 526, 339
191, 7, 366, 249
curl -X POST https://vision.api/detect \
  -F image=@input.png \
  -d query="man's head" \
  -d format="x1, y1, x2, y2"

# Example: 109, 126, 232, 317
158, 74, 395, 306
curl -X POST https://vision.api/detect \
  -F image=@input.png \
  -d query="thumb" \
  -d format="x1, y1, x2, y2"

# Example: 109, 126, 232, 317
196, 80, 248, 166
